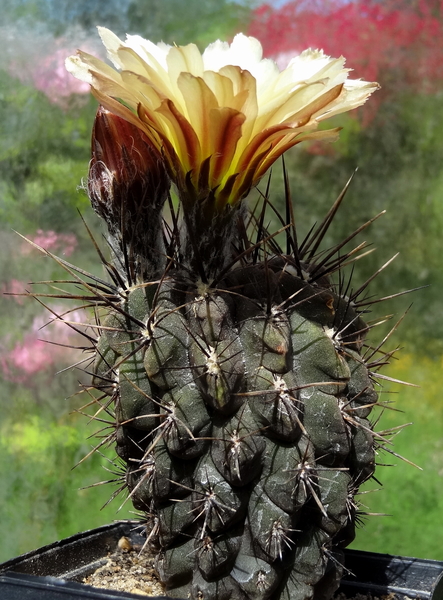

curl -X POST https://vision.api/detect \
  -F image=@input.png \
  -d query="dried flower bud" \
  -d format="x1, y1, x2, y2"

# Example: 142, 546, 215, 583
88, 106, 170, 279
88, 105, 169, 231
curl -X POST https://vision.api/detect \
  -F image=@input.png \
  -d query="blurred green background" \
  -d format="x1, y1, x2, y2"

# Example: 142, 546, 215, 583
1, 0, 442, 564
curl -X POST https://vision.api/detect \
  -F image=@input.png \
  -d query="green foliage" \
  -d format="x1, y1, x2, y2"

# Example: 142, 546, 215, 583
351, 355, 443, 561
2, 0, 131, 35
0, 71, 96, 232
34, 0, 133, 36
126, 0, 254, 46
1, 0, 42, 22
0, 410, 132, 563
3, 0, 254, 43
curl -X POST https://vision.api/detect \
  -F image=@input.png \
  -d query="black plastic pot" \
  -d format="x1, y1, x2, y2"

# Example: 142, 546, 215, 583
1, 522, 443, 600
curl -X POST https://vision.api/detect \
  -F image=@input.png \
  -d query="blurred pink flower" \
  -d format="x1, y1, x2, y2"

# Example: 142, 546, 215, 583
0, 306, 87, 385
4, 338, 51, 379
21, 230, 77, 257
31, 47, 90, 104
4, 29, 103, 108
1, 279, 27, 305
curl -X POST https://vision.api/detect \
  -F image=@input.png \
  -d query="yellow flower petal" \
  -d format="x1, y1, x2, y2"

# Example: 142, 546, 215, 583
154, 98, 201, 176
207, 107, 245, 188
167, 44, 204, 79
176, 72, 219, 151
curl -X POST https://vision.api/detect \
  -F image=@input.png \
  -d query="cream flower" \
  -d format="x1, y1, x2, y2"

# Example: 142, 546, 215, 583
66, 29, 379, 209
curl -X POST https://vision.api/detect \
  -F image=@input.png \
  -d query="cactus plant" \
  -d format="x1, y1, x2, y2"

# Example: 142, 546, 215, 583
28, 30, 409, 599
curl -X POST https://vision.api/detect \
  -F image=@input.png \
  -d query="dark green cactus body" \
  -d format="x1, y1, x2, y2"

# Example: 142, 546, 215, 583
94, 255, 377, 600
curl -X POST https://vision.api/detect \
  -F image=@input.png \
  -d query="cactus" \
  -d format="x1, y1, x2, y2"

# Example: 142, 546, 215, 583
85, 167, 383, 599
29, 30, 410, 599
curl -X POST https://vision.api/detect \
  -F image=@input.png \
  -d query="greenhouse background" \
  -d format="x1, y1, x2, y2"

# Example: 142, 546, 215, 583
1, 0, 443, 563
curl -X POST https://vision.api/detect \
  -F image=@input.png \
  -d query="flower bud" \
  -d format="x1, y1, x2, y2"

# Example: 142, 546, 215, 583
88, 106, 170, 278
88, 106, 169, 231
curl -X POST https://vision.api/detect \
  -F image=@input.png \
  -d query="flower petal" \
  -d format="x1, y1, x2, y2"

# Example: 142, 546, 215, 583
154, 98, 201, 176
167, 43, 204, 78
176, 72, 219, 152
207, 107, 245, 187
254, 127, 341, 181
66, 30, 379, 211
